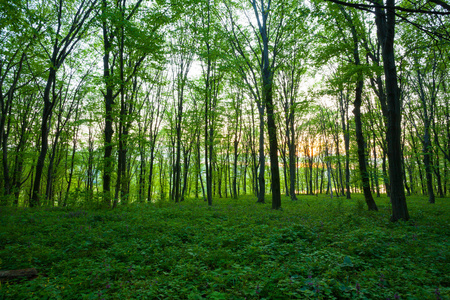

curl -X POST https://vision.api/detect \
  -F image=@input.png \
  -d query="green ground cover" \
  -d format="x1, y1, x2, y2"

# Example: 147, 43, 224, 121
0, 195, 448, 299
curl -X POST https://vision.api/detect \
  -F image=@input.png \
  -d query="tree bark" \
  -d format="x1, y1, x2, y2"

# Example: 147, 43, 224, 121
375, 0, 409, 221
102, 0, 114, 208
339, 91, 351, 199
339, 6, 378, 210
256, 106, 265, 203
31, 67, 56, 207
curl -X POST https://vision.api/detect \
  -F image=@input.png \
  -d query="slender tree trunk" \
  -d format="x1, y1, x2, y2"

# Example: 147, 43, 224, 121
288, 125, 297, 200
31, 67, 56, 207
256, 106, 265, 203
102, 0, 114, 208
423, 123, 435, 203
433, 119, 444, 197
335, 133, 345, 197
340, 92, 351, 199
373, 132, 381, 197
326, 147, 333, 197
138, 126, 146, 202
382, 150, 390, 196
434, 153, 443, 197
342, 6, 377, 211
181, 147, 191, 201
233, 140, 239, 199
46, 117, 62, 205
147, 147, 156, 202
402, 143, 411, 196
354, 92, 377, 210
0, 98, 12, 204
281, 150, 289, 196
64, 127, 78, 207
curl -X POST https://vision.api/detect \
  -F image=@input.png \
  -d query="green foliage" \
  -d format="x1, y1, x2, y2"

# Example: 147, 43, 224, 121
0, 195, 449, 299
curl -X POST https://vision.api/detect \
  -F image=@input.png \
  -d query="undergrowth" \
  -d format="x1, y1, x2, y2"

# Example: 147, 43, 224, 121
0, 195, 448, 299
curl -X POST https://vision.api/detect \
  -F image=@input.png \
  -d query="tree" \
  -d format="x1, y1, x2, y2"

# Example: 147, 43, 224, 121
404, 41, 446, 203
168, 17, 195, 203
100, 0, 166, 207
276, 37, 309, 201
315, 2, 378, 209
30, 0, 99, 207
225, 0, 307, 208
374, 0, 409, 220
0, 1, 34, 203
339, 6, 378, 210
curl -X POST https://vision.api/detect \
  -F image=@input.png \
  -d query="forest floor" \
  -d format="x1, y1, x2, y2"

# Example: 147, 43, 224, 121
0, 194, 448, 299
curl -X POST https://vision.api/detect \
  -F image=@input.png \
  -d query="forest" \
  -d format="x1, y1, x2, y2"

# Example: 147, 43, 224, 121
0, 0, 449, 216
0, 0, 449, 298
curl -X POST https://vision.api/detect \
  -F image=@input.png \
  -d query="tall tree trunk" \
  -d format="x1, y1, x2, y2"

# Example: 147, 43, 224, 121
373, 132, 381, 197
288, 107, 297, 200
0, 96, 12, 204
402, 143, 411, 196
434, 153, 443, 197
381, 150, 390, 196
256, 106, 265, 203
335, 130, 345, 197
181, 147, 192, 201
64, 126, 78, 207
243, 152, 248, 195
339, 91, 351, 199
0, 51, 26, 204
31, 67, 56, 207
375, 0, 409, 221
102, 0, 114, 208
233, 140, 239, 199
423, 123, 435, 203
138, 123, 146, 203
281, 150, 289, 196
342, 7, 378, 211
433, 119, 444, 197
174, 107, 182, 203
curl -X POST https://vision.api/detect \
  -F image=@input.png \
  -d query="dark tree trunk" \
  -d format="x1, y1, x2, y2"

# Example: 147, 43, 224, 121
266, 91, 281, 209
102, 0, 114, 208
433, 119, 444, 197
138, 122, 146, 203
174, 104, 182, 203
373, 133, 381, 197
335, 131, 345, 197
256, 106, 265, 203
233, 140, 239, 199
353, 84, 378, 210
64, 127, 78, 207
380, 149, 390, 197
0, 94, 12, 204
147, 147, 156, 202
287, 99, 297, 200
31, 67, 56, 207
340, 6, 378, 211
181, 146, 192, 201
243, 152, 248, 194
339, 91, 351, 199
281, 150, 289, 196
401, 143, 411, 196
423, 124, 435, 203
375, 0, 409, 221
